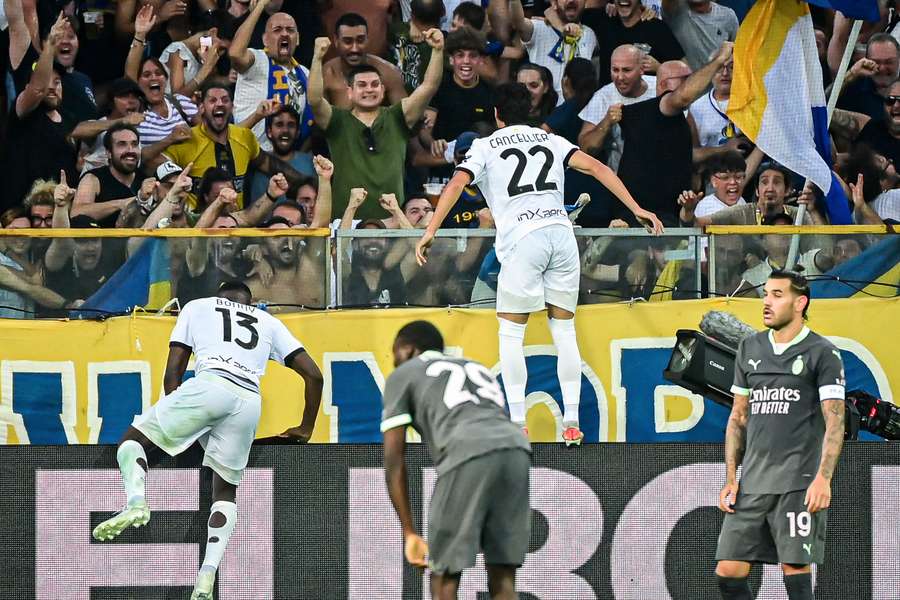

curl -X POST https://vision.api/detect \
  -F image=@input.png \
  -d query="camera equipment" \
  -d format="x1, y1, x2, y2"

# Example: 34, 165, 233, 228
663, 311, 900, 440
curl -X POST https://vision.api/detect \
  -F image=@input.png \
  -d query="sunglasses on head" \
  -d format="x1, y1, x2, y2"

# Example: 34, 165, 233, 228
362, 127, 377, 153
883, 95, 900, 106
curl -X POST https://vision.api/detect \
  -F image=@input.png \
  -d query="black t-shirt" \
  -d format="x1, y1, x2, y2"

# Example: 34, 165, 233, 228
3, 107, 77, 211
617, 93, 692, 226
346, 264, 408, 306
836, 78, 885, 122
857, 118, 900, 166
581, 8, 685, 87
13, 47, 98, 124
47, 242, 124, 307
84, 166, 141, 228
431, 75, 495, 143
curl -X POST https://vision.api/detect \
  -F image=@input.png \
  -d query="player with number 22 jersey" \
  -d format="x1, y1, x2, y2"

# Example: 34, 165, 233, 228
416, 83, 663, 447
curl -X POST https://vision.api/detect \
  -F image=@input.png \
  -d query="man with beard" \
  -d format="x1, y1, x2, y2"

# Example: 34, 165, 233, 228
12, 14, 98, 124
148, 82, 307, 211
230, 0, 316, 150
687, 163, 819, 227
583, 0, 685, 86
4, 15, 78, 212
244, 156, 334, 309
715, 270, 845, 600
309, 32, 445, 220
323, 13, 407, 110
72, 123, 145, 228
578, 44, 656, 172
345, 219, 409, 306
661, 0, 738, 71
248, 105, 315, 208
510, 0, 598, 99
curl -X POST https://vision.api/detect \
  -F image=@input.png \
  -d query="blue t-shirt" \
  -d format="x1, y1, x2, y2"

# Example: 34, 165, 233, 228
247, 152, 316, 208
543, 98, 584, 145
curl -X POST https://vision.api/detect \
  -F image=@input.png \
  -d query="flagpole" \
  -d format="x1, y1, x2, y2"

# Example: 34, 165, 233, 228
786, 18, 863, 269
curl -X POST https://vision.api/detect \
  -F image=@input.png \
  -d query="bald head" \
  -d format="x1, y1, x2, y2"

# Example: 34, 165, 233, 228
263, 13, 300, 63
611, 44, 645, 97
657, 60, 691, 95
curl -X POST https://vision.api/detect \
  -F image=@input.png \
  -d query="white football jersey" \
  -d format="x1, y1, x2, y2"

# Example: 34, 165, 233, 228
456, 125, 577, 261
169, 297, 304, 393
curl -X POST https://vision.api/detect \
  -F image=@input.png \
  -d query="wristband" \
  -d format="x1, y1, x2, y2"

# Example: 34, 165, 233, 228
265, 189, 279, 201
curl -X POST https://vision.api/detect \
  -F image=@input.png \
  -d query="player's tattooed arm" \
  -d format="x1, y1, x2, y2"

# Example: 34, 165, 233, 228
817, 399, 845, 481
724, 393, 749, 484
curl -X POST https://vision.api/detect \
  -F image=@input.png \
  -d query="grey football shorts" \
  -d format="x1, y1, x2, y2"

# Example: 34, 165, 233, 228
716, 489, 828, 565
427, 448, 531, 575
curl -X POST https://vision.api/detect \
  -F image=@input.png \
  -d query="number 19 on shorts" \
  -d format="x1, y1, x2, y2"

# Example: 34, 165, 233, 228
786, 511, 811, 537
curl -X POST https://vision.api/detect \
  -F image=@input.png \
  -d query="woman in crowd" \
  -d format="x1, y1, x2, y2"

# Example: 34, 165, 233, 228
516, 63, 558, 126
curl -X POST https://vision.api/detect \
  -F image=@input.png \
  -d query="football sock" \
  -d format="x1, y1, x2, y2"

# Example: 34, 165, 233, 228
117, 440, 147, 507
548, 318, 582, 427
716, 575, 752, 600
498, 317, 528, 424
200, 501, 238, 574
783, 572, 814, 600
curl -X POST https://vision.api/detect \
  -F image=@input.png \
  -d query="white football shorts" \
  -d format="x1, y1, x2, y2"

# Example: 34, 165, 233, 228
496, 224, 580, 314
133, 371, 261, 485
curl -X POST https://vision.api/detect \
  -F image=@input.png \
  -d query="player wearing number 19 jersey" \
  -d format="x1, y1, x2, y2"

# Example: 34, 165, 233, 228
416, 83, 664, 445
715, 271, 845, 600
91, 282, 323, 600
382, 321, 531, 599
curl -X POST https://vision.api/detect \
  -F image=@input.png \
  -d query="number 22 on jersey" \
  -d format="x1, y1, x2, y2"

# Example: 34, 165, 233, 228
426, 360, 504, 409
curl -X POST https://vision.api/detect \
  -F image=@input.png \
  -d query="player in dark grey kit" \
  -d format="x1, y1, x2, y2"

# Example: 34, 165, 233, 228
382, 321, 531, 600
715, 270, 846, 600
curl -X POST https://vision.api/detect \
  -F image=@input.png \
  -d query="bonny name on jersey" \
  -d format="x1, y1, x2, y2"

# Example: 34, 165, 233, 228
750, 386, 801, 415
215, 297, 256, 312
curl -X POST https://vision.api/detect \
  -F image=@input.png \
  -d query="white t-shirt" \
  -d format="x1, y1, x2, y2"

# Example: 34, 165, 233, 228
170, 296, 304, 393
695, 193, 745, 218
138, 94, 198, 145
741, 253, 822, 298
524, 19, 598, 100
871, 189, 900, 222
577, 78, 656, 172
160, 42, 201, 95
234, 48, 311, 152
689, 89, 730, 148
457, 125, 576, 261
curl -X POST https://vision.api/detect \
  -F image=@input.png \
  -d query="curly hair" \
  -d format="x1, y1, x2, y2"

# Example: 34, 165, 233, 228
23, 179, 57, 209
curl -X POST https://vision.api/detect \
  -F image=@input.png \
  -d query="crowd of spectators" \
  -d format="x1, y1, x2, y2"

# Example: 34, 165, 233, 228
0, 0, 897, 316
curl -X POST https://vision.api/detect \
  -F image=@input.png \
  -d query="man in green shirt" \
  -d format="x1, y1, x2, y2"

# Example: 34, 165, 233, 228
308, 31, 445, 221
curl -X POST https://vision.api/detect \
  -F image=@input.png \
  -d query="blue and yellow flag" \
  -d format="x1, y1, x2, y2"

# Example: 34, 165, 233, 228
79, 238, 172, 315
811, 236, 900, 298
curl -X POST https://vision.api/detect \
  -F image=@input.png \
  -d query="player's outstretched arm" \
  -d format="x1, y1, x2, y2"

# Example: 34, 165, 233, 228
281, 351, 324, 443
415, 170, 472, 265
163, 344, 192, 395
383, 427, 428, 567
567, 150, 664, 234
807, 398, 845, 513
720, 392, 748, 513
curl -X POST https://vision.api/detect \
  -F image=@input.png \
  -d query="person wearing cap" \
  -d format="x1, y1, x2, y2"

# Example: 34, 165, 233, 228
344, 218, 409, 306
72, 122, 150, 228
3, 15, 78, 213
71, 77, 147, 174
